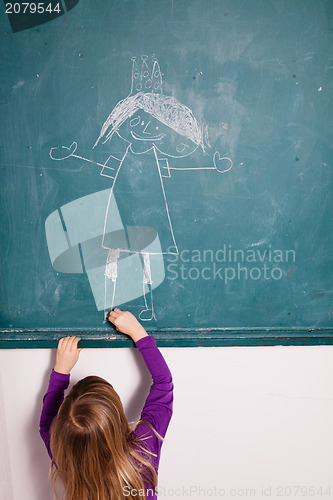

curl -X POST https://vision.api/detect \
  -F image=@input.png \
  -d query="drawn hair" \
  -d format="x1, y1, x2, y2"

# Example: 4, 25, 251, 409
50, 376, 161, 500
93, 91, 205, 150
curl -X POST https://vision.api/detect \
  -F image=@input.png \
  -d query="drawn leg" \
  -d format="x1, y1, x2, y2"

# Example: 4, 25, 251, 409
104, 249, 120, 320
139, 253, 156, 321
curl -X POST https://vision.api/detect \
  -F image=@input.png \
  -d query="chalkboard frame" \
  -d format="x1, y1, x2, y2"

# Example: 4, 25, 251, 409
1, 328, 333, 348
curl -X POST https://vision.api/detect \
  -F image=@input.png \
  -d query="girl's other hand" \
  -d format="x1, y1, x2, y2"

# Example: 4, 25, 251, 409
108, 309, 148, 342
54, 336, 82, 375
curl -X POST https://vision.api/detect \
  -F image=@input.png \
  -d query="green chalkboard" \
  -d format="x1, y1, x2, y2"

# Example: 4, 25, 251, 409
1, 0, 332, 347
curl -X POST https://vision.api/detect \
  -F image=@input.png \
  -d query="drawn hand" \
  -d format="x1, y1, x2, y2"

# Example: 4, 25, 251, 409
213, 151, 233, 173
108, 309, 148, 343
54, 336, 82, 374
50, 142, 78, 161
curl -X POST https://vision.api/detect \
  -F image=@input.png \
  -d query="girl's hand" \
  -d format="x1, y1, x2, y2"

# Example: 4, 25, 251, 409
108, 309, 148, 343
54, 336, 82, 374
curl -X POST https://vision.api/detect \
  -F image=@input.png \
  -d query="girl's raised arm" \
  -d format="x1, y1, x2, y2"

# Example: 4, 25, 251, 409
108, 309, 173, 440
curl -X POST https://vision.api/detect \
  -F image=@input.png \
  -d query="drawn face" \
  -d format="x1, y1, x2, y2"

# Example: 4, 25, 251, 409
118, 110, 198, 157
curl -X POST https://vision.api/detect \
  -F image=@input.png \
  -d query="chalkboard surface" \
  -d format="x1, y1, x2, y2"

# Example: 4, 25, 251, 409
1, 0, 332, 347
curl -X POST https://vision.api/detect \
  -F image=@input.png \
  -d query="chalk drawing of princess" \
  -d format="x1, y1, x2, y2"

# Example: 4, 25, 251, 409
49, 56, 233, 321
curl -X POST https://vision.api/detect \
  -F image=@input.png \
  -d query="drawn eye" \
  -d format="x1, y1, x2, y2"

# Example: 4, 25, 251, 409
130, 116, 140, 127
176, 143, 189, 153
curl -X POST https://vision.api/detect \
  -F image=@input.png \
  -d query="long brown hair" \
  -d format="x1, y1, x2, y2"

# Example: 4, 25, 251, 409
50, 376, 161, 500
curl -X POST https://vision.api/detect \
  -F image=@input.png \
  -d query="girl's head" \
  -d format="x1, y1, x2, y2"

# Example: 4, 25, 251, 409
93, 91, 208, 157
50, 376, 157, 500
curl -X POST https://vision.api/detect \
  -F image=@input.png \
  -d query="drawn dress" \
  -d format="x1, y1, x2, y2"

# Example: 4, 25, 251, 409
102, 147, 176, 256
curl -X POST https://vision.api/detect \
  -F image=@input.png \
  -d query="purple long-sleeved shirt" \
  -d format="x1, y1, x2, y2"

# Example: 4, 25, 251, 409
39, 335, 173, 498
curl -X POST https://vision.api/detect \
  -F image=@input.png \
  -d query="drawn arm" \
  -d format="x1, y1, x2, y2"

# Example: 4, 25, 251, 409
156, 151, 233, 177
49, 142, 120, 179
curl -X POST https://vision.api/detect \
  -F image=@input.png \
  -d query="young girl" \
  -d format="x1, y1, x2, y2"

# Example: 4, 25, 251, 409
39, 309, 173, 500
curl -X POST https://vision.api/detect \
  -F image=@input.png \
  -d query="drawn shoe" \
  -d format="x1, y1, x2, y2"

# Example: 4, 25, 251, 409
139, 308, 156, 321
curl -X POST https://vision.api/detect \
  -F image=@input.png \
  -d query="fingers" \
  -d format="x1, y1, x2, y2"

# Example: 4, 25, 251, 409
69, 336, 81, 351
55, 336, 82, 375
108, 308, 121, 317
107, 309, 129, 333
107, 308, 122, 324
57, 336, 81, 351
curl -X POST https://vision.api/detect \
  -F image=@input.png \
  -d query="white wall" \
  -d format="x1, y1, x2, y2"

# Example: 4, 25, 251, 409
0, 344, 332, 500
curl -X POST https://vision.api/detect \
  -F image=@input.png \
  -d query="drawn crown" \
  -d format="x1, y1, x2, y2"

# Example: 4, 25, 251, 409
131, 55, 163, 95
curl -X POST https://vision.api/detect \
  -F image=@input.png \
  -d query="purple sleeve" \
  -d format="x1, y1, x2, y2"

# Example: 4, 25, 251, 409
135, 336, 173, 438
39, 370, 70, 458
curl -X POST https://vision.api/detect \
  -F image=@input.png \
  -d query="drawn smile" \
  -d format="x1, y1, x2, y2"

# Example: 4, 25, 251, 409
131, 131, 166, 141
